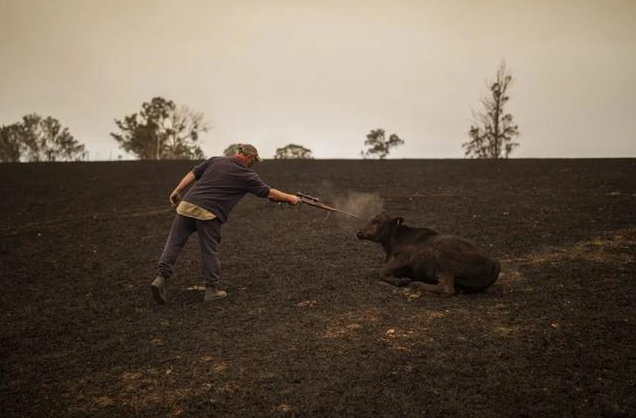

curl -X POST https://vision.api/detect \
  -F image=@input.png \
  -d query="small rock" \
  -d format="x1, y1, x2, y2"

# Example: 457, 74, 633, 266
149, 337, 165, 346
95, 396, 115, 407
274, 403, 293, 414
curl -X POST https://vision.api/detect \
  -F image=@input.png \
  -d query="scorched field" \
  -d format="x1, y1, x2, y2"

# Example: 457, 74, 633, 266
1, 159, 635, 417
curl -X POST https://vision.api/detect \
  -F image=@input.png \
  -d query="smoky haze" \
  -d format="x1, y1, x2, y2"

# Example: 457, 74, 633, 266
1, 0, 635, 159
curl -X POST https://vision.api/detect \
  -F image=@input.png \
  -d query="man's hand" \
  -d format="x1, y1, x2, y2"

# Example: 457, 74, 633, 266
169, 172, 196, 206
289, 195, 301, 205
169, 190, 181, 206
268, 189, 301, 205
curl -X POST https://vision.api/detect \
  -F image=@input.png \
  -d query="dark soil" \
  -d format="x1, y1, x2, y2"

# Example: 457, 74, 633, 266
1, 159, 635, 418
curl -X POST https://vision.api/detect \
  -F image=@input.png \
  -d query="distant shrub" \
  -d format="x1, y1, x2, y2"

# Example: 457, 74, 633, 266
274, 144, 313, 159
362, 129, 404, 159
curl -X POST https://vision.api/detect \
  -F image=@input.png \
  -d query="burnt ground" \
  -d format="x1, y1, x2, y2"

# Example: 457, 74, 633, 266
1, 159, 635, 418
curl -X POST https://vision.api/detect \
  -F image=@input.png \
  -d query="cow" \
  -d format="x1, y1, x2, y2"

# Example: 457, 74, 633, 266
356, 212, 500, 296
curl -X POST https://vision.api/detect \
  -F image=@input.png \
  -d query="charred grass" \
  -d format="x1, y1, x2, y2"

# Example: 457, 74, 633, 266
1, 159, 635, 417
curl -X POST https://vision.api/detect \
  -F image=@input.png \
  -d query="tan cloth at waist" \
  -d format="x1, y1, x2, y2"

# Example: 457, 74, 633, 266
176, 200, 217, 221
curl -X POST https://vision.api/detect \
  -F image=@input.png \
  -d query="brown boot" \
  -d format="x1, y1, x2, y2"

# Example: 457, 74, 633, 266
204, 286, 227, 302
150, 276, 167, 305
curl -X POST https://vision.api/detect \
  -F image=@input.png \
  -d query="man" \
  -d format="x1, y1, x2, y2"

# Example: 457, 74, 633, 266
150, 144, 300, 304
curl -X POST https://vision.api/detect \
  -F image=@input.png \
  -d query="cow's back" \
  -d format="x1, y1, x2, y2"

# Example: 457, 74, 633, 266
425, 234, 500, 292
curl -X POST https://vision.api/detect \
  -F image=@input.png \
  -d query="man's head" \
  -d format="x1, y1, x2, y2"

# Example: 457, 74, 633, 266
237, 144, 262, 167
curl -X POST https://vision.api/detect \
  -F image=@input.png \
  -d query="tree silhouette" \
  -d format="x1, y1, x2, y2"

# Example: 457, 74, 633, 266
111, 97, 207, 160
0, 123, 22, 162
274, 144, 313, 159
0, 114, 85, 162
362, 129, 404, 159
463, 62, 520, 158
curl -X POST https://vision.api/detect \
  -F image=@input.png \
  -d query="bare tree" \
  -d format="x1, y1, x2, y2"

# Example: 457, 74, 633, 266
362, 129, 404, 159
162, 105, 207, 160
223, 143, 242, 156
274, 144, 313, 159
463, 61, 520, 158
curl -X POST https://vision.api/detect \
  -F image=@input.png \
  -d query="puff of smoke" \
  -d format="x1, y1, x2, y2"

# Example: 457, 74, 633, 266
332, 191, 384, 230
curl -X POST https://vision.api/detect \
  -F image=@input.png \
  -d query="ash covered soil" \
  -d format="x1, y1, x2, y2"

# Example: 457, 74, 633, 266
1, 159, 635, 418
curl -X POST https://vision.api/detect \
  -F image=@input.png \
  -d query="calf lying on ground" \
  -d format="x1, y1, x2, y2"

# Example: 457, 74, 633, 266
356, 212, 500, 296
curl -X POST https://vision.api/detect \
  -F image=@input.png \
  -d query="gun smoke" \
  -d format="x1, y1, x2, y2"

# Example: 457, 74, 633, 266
333, 191, 384, 229
299, 181, 384, 229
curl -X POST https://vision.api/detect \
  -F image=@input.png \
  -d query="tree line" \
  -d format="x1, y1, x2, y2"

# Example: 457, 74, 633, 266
0, 61, 519, 162
0, 114, 86, 162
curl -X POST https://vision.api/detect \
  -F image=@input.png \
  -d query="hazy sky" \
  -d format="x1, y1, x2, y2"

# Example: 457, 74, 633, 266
1, 0, 635, 159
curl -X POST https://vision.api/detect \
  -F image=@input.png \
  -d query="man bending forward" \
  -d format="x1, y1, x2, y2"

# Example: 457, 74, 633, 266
150, 144, 300, 304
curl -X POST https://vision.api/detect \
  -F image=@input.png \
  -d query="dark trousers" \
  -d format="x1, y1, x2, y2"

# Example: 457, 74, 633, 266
158, 214, 222, 287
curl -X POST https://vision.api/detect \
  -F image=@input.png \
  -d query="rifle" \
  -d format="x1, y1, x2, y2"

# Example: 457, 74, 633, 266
296, 192, 359, 218
269, 192, 359, 218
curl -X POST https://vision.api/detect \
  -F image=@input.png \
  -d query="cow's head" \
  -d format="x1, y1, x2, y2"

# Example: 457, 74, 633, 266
356, 211, 404, 242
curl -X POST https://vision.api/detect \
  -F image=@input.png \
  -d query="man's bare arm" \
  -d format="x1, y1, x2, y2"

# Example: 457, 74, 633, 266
268, 189, 301, 205
169, 172, 196, 206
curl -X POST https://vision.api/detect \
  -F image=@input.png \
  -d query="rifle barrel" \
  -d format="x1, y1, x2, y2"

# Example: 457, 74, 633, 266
317, 202, 359, 218
332, 208, 359, 218
298, 193, 359, 218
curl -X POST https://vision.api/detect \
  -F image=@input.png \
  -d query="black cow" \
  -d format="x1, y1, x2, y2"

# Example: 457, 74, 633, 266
356, 212, 500, 296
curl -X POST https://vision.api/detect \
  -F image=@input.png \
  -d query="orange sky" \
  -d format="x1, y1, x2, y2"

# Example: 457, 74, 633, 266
1, 0, 635, 159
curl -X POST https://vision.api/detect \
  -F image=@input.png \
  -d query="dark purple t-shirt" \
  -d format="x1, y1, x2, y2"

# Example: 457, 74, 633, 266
183, 156, 271, 223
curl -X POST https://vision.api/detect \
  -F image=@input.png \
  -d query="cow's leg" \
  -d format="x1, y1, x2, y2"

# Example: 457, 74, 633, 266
381, 257, 412, 287
409, 274, 456, 296
382, 276, 412, 287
